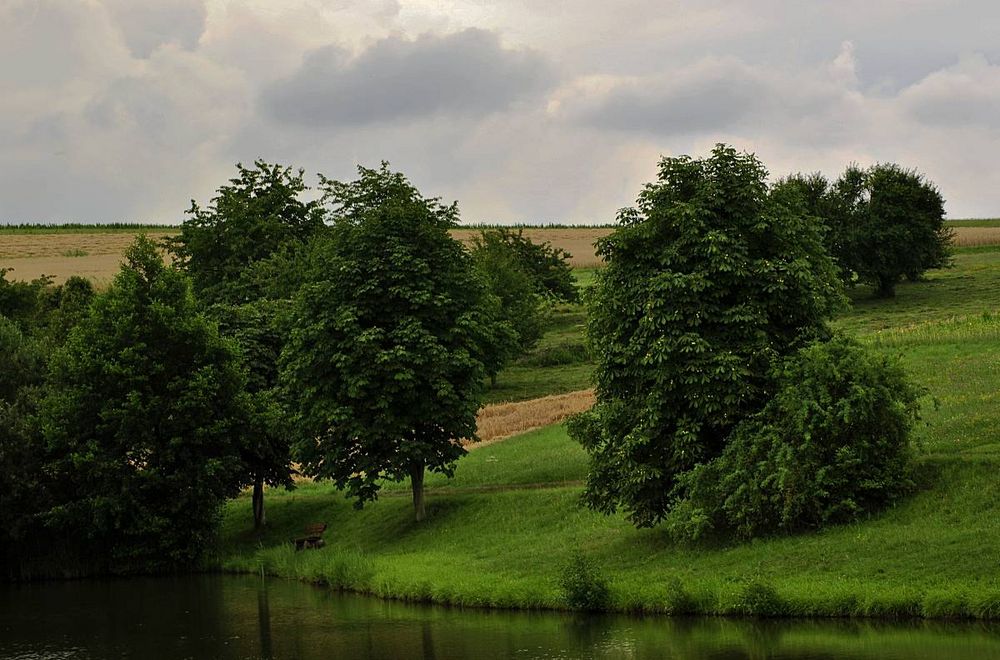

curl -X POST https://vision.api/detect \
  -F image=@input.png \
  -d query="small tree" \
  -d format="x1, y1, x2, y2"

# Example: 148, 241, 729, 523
40, 237, 249, 570
487, 227, 579, 302
568, 145, 844, 528
827, 163, 951, 297
470, 229, 545, 385
281, 164, 490, 522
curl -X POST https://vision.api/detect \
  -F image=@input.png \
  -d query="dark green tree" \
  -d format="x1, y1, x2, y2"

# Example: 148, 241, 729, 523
40, 237, 249, 571
794, 164, 952, 297
0, 316, 51, 576
167, 160, 327, 305
470, 229, 545, 385
568, 145, 844, 528
169, 161, 324, 527
210, 300, 294, 529
282, 164, 490, 521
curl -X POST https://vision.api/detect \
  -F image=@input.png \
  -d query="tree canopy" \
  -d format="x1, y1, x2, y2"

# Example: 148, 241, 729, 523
167, 160, 327, 305
39, 237, 250, 571
282, 164, 491, 521
568, 145, 845, 528
776, 164, 952, 297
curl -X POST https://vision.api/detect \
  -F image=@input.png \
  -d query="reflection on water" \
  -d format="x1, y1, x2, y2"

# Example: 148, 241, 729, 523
2, 575, 1000, 659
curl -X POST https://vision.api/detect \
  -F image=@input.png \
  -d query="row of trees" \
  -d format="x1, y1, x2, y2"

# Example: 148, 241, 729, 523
1, 162, 577, 575
570, 145, 927, 539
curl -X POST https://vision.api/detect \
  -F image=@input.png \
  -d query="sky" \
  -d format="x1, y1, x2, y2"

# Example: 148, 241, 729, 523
2, 0, 1000, 224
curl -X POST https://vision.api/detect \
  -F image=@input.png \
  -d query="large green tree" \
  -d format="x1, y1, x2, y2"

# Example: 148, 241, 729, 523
282, 164, 491, 521
568, 145, 844, 528
40, 237, 249, 571
169, 161, 325, 528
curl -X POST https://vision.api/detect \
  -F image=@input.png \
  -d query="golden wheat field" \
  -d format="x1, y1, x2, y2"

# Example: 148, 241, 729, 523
468, 388, 596, 447
0, 228, 611, 283
1, 225, 994, 284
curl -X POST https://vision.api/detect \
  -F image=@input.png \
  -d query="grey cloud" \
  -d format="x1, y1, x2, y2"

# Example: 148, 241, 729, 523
103, 0, 207, 58
261, 28, 554, 126
900, 56, 1000, 129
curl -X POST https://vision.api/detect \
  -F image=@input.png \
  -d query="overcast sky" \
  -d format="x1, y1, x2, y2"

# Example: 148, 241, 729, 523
3, 0, 1000, 223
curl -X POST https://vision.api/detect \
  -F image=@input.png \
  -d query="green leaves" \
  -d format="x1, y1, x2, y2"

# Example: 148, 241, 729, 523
38, 237, 250, 571
282, 164, 490, 509
570, 144, 845, 529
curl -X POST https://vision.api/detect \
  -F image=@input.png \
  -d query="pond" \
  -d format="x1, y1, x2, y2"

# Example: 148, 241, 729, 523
3, 575, 1000, 659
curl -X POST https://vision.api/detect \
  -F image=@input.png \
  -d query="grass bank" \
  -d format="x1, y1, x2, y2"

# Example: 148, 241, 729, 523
217, 248, 1000, 618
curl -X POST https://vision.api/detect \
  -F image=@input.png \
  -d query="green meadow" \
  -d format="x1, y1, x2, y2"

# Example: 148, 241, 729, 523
217, 247, 1000, 618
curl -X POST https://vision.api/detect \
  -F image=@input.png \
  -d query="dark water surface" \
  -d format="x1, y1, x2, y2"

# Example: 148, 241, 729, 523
3, 575, 1000, 659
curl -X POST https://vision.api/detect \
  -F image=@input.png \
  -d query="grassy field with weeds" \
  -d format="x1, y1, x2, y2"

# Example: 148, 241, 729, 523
217, 245, 1000, 619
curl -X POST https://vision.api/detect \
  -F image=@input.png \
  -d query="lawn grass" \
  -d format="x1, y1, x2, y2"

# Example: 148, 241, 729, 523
218, 247, 1000, 618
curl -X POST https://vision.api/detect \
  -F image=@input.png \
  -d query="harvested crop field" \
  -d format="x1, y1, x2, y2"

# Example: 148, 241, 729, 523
450, 227, 611, 268
469, 388, 595, 447
4, 225, 997, 284
0, 231, 175, 284
1, 227, 612, 282
950, 226, 1000, 247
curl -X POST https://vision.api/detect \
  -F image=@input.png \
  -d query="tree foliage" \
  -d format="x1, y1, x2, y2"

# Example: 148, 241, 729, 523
777, 164, 952, 297
667, 335, 922, 540
40, 237, 249, 571
282, 164, 490, 521
167, 160, 327, 305
470, 229, 545, 384
484, 227, 579, 302
568, 145, 844, 528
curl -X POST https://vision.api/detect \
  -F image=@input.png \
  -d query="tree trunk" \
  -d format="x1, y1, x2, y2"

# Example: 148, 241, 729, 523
875, 278, 896, 298
252, 474, 266, 530
410, 461, 426, 522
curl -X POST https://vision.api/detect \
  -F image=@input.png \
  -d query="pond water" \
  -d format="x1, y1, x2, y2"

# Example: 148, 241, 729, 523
3, 575, 1000, 659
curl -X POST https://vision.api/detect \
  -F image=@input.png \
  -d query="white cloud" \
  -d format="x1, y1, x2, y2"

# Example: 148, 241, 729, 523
3, 0, 1000, 222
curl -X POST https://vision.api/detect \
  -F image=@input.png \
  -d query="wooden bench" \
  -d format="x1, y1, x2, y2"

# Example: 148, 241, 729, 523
294, 523, 327, 550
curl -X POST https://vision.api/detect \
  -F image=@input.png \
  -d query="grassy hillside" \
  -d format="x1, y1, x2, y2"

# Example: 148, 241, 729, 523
216, 247, 1000, 618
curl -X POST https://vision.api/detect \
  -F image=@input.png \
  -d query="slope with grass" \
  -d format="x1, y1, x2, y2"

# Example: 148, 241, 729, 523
216, 245, 1000, 618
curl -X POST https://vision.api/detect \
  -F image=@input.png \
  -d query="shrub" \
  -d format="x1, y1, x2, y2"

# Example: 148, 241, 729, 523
559, 552, 611, 611
669, 335, 922, 540
728, 580, 787, 617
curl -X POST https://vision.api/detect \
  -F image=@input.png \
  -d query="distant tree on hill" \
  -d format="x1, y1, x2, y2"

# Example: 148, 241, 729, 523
470, 229, 545, 385
486, 228, 579, 302
281, 164, 492, 522
776, 164, 952, 297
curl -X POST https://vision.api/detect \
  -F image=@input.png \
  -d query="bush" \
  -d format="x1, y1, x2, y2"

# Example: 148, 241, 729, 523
559, 552, 611, 611
479, 228, 578, 303
728, 580, 788, 617
669, 335, 922, 540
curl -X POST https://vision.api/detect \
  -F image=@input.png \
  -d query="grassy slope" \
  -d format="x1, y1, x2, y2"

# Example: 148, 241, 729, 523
218, 250, 1000, 618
